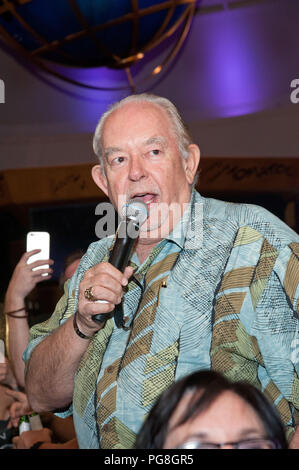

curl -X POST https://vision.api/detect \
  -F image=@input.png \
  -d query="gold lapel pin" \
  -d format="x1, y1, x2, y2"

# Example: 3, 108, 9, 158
157, 279, 167, 306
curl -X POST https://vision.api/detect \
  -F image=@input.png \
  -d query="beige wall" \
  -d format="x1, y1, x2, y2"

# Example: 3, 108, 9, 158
0, 103, 299, 171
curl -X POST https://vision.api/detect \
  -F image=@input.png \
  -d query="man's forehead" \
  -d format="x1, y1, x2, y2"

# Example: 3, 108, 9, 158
101, 101, 175, 149
104, 100, 171, 131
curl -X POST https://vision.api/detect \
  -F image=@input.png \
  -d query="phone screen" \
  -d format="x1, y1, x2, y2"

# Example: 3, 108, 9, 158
26, 231, 50, 273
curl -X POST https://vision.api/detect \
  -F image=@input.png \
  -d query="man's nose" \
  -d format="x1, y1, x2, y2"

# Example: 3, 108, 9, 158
128, 155, 146, 181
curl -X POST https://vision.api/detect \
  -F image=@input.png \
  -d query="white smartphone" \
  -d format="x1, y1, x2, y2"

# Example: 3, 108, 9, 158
0, 339, 5, 363
26, 231, 50, 275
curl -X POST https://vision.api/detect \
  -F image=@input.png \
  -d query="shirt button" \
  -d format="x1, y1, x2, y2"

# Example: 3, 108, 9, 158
103, 424, 109, 432
107, 366, 114, 373
124, 316, 129, 323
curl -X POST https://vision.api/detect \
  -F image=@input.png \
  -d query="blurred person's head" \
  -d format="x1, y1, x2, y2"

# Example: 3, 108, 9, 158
59, 250, 84, 287
136, 370, 288, 449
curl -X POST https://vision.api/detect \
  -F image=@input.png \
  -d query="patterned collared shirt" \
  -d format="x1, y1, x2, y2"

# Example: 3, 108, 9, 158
24, 191, 299, 448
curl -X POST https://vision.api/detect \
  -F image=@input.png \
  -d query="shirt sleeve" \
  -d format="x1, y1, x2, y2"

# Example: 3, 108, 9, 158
269, 242, 299, 376
211, 225, 299, 442
253, 241, 299, 436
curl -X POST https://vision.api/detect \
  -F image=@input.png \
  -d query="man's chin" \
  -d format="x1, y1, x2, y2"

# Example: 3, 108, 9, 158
139, 202, 185, 239
139, 227, 162, 241
140, 203, 169, 230
138, 220, 173, 242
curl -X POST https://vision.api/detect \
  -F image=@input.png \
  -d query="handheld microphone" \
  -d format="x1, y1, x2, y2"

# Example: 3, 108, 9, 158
92, 200, 148, 324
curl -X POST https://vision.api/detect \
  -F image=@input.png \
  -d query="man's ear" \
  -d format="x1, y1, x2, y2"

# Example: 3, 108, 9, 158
184, 144, 200, 185
91, 165, 109, 196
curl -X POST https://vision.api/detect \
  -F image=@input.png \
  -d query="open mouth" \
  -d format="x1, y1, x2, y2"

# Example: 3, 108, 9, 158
131, 193, 157, 205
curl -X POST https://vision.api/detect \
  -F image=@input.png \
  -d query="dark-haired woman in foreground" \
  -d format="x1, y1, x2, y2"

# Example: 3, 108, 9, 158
136, 370, 288, 449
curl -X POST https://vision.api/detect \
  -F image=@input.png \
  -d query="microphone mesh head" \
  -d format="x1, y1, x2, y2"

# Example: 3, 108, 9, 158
122, 200, 148, 226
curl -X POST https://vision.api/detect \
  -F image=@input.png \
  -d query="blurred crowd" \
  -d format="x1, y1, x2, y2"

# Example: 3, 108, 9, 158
0, 249, 83, 449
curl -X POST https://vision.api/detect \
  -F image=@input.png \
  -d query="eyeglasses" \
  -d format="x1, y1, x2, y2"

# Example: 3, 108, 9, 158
175, 438, 279, 450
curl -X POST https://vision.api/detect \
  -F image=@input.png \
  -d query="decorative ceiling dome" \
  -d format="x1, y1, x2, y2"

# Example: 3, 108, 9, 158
0, 0, 197, 89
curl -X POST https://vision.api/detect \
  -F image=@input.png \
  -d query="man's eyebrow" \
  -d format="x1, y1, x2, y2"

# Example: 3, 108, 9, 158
103, 137, 167, 158
104, 146, 124, 158
144, 136, 167, 147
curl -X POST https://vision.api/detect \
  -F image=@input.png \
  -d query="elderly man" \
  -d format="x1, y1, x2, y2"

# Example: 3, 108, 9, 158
24, 94, 299, 449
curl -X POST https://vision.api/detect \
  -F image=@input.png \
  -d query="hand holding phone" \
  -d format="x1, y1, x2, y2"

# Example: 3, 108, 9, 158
5, 247, 54, 303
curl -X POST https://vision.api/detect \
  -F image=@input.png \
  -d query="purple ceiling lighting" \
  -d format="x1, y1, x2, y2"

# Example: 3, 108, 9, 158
154, 0, 299, 120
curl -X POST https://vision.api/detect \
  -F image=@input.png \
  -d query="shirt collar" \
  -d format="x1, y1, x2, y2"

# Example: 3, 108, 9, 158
164, 190, 196, 250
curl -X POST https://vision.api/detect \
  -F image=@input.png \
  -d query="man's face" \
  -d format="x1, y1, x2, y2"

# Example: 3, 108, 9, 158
92, 101, 200, 240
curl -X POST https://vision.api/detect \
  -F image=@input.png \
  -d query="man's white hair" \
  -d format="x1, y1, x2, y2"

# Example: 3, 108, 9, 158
92, 93, 195, 172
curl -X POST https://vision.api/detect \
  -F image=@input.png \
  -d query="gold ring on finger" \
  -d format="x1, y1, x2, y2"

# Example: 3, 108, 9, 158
84, 286, 97, 302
